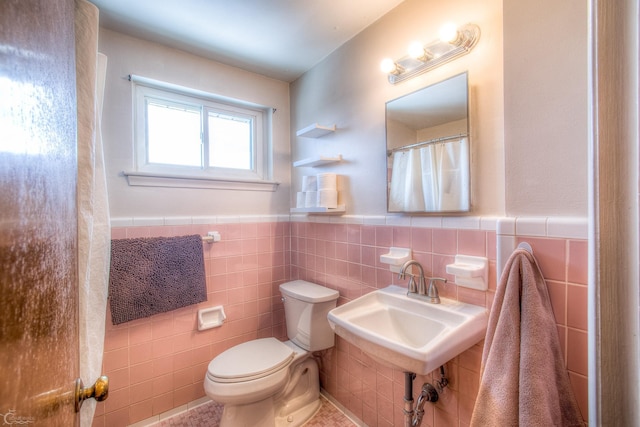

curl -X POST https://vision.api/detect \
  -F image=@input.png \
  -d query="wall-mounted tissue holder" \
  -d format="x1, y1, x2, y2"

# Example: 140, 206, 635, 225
202, 231, 221, 244
380, 247, 412, 273
197, 305, 226, 331
446, 255, 489, 291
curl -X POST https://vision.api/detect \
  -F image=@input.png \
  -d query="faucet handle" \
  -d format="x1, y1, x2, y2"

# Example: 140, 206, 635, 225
426, 277, 446, 304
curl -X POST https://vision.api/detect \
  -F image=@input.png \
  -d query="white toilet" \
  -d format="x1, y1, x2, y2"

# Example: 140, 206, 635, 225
204, 280, 340, 427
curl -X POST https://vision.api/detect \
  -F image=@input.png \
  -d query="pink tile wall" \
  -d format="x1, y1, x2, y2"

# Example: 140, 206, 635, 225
92, 222, 290, 427
93, 220, 588, 427
516, 237, 589, 422
290, 222, 588, 427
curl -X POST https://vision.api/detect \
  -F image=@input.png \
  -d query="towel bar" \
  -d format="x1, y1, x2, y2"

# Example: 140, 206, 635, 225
201, 231, 221, 244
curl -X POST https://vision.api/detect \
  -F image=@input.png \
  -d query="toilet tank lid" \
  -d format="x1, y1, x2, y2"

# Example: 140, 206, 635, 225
279, 280, 339, 303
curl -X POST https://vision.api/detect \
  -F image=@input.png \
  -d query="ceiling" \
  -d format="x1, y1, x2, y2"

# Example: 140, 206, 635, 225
91, 0, 406, 82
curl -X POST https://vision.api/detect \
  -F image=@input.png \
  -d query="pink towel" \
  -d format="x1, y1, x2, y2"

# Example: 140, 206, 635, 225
470, 249, 584, 426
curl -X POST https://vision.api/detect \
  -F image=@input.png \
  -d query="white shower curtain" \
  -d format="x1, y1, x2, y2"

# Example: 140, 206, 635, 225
389, 137, 469, 212
389, 149, 426, 211
75, 1, 110, 426
419, 145, 439, 211
437, 137, 469, 211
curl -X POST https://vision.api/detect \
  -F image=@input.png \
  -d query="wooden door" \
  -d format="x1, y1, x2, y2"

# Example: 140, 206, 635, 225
0, 0, 80, 425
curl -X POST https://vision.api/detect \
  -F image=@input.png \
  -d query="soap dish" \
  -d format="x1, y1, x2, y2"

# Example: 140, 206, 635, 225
446, 255, 489, 291
380, 247, 412, 273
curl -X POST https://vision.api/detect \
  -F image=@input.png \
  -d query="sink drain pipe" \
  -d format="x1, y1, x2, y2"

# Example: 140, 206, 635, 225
403, 369, 445, 427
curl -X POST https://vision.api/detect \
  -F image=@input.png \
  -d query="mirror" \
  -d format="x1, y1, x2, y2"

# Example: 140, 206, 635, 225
386, 72, 470, 213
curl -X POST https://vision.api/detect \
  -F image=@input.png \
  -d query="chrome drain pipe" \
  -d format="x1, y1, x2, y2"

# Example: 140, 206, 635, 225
413, 383, 438, 426
403, 372, 416, 427
403, 369, 446, 427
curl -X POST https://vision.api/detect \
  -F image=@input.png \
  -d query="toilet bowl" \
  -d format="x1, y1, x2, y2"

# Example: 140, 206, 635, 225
204, 280, 339, 427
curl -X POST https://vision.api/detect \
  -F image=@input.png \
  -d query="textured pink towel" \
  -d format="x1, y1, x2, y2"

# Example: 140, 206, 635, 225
470, 249, 584, 426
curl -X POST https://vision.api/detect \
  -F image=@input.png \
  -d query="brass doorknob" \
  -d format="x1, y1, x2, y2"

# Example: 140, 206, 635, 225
75, 375, 109, 412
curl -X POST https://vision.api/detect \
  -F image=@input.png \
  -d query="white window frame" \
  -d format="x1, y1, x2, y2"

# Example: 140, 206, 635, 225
124, 75, 278, 191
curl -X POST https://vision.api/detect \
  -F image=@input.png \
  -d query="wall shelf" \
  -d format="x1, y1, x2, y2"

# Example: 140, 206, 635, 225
296, 123, 336, 138
290, 205, 345, 214
293, 155, 342, 168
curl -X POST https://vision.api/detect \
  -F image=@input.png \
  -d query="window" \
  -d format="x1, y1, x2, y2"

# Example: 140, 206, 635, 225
127, 75, 277, 191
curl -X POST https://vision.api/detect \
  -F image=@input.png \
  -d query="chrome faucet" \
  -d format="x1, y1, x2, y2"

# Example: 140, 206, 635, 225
398, 260, 426, 295
426, 277, 447, 304
399, 259, 447, 304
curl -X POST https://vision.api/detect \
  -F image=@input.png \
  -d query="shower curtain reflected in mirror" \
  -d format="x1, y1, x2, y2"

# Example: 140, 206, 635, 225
389, 137, 469, 212
76, 0, 110, 425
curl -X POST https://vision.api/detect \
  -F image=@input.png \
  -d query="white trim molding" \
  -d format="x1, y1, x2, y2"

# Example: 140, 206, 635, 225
122, 171, 279, 192
111, 214, 290, 228
496, 216, 588, 283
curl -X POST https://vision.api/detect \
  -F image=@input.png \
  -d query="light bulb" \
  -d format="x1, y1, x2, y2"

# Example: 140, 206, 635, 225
407, 41, 425, 59
380, 58, 397, 74
439, 22, 459, 44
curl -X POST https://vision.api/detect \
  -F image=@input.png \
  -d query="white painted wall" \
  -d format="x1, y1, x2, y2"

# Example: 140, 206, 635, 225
98, 29, 291, 218
290, 0, 504, 215
99, 0, 588, 219
504, 0, 588, 216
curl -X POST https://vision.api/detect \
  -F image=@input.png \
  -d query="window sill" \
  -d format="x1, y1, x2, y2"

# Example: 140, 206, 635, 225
122, 171, 280, 192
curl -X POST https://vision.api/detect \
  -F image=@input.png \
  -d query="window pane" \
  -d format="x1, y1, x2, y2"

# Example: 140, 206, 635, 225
146, 101, 201, 167
208, 113, 252, 170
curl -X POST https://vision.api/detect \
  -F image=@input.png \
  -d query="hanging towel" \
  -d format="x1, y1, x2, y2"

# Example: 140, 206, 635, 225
109, 234, 207, 324
470, 248, 583, 427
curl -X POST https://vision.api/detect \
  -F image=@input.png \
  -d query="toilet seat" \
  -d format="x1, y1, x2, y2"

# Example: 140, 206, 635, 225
207, 337, 294, 383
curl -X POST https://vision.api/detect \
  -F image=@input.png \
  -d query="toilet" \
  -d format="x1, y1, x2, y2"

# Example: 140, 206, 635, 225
204, 280, 340, 427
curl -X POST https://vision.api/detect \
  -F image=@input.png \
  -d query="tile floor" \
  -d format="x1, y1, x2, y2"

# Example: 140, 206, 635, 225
154, 395, 357, 427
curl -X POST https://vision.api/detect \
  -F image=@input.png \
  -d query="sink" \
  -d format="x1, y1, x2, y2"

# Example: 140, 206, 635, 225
327, 285, 488, 374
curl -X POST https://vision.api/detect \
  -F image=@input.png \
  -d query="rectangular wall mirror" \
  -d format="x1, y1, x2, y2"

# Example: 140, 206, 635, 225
386, 72, 470, 213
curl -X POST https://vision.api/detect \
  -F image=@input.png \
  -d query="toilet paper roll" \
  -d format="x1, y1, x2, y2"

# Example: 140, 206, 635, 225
305, 191, 317, 208
317, 189, 338, 208
301, 175, 317, 191
317, 173, 337, 190
296, 192, 305, 208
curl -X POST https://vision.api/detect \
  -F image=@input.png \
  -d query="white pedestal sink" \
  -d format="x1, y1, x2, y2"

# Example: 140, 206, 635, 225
327, 285, 488, 374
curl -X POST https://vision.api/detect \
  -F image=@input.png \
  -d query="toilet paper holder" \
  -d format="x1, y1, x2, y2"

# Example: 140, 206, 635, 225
197, 305, 226, 331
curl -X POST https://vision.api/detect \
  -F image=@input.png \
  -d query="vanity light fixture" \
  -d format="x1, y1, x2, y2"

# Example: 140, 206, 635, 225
381, 23, 480, 84
380, 58, 404, 75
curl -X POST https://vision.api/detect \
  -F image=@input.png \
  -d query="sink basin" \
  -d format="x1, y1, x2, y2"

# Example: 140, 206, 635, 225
327, 285, 488, 374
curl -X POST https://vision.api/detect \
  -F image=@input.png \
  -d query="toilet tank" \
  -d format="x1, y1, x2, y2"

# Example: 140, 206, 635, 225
279, 280, 339, 351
